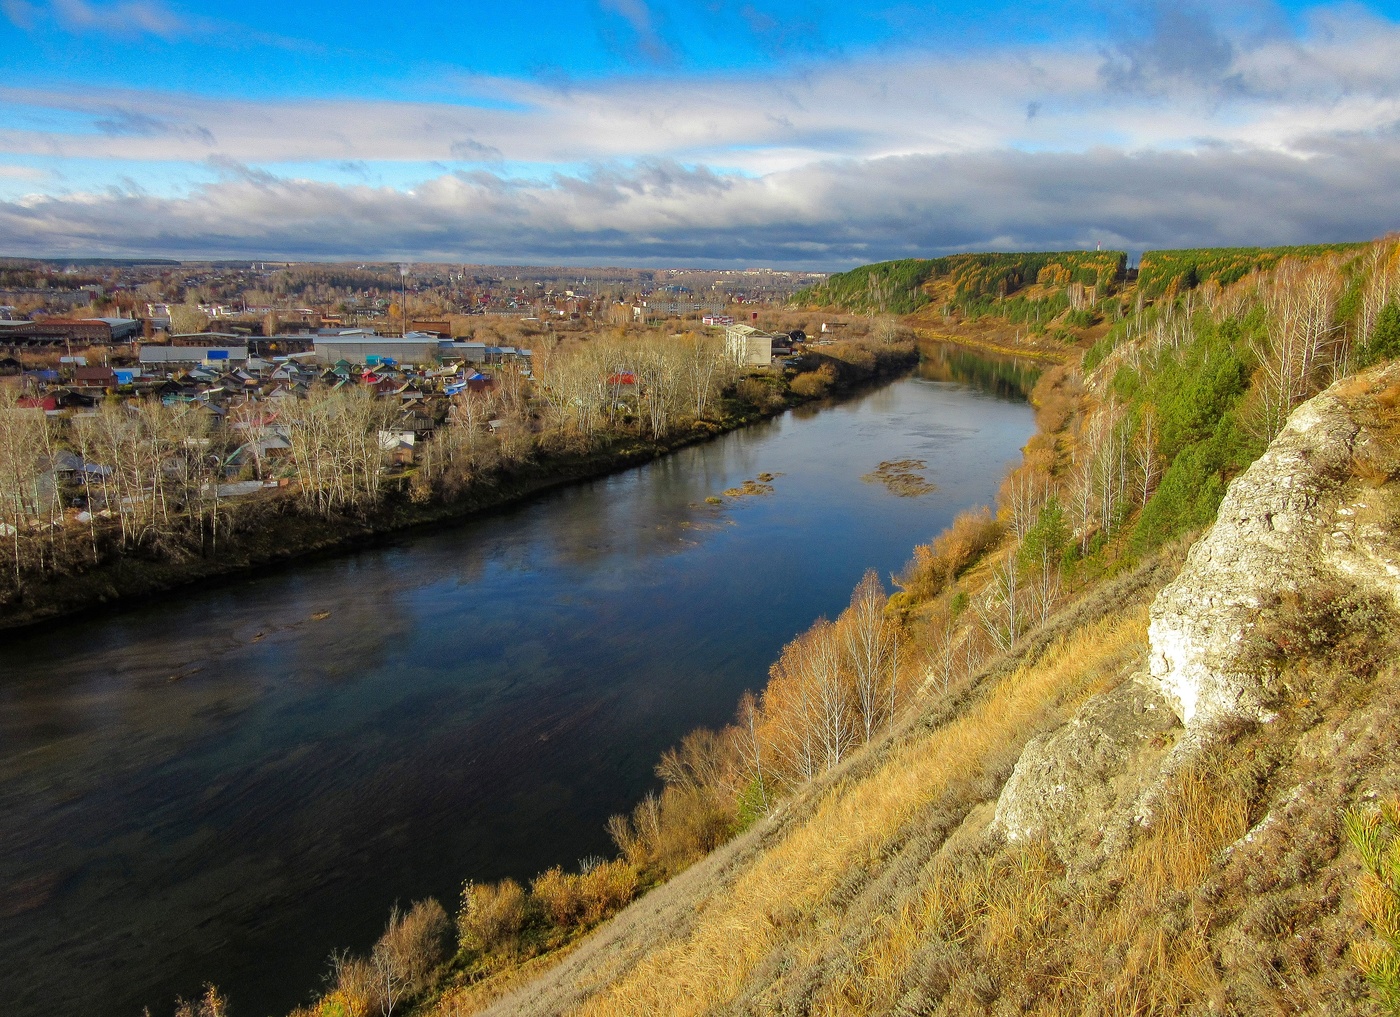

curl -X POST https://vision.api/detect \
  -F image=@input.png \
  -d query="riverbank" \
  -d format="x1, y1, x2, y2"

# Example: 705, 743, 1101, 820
0, 344, 916, 633
913, 326, 1073, 363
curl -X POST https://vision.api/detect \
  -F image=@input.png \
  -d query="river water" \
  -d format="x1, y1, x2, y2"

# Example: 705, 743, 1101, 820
0, 348, 1036, 1017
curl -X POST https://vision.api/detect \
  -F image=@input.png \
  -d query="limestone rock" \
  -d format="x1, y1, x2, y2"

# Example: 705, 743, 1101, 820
992, 362, 1400, 861
1148, 362, 1400, 727
990, 675, 1177, 865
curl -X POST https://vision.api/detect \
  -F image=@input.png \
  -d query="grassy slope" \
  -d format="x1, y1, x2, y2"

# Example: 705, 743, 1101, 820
475, 557, 1173, 1015
474, 523, 1399, 1017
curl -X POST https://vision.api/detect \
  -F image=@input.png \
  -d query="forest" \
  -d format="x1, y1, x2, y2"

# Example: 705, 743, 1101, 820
797, 250, 1126, 317
1135, 243, 1368, 299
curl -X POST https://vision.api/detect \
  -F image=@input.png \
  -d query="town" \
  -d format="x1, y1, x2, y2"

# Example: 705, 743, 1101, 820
0, 259, 830, 495
0, 255, 922, 633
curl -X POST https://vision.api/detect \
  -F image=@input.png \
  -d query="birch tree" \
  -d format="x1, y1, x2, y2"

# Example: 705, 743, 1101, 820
843, 568, 895, 744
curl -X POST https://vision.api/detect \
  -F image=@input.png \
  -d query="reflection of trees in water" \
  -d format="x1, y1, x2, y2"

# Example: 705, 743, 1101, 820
530, 431, 769, 572
917, 342, 1040, 401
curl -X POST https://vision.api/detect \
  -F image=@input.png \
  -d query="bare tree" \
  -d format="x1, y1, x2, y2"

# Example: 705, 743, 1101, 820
371, 899, 448, 1017
843, 568, 894, 744
734, 690, 769, 814
1254, 258, 1343, 440
926, 608, 959, 695
974, 554, 1023, 654
1133, 404, 1161, 508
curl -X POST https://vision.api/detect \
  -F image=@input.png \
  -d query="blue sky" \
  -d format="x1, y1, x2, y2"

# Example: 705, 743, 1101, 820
3, 0, 1400, 265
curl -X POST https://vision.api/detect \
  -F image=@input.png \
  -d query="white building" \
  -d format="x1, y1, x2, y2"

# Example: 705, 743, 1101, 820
725, 324, 776, 366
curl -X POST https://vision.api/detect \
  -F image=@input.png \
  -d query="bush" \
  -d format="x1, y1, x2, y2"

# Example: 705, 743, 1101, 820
1236, 583, 1396, 686
608, 784, 733, 875
529, 859, 639, 929
790, 364, 836, 398
172, 986, 229, 1017
735, 376, 786, 411
318, 954, 382, 1017
458, 878, 527, 954
1345, 798, 1400, 1013
371, 898, 449, 1012
897, 507, 1003, 601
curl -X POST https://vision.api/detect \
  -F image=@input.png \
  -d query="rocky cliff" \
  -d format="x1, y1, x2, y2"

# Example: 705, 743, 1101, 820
994, 360, 1400, 860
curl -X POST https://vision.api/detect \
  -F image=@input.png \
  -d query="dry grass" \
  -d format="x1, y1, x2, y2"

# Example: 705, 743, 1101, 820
862, 459, 937, 497
569, 606, 1149, 1017
466, 538, 1394, 1017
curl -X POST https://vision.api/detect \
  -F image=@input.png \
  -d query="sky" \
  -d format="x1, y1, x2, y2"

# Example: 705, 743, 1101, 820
2, 0, 1400, 267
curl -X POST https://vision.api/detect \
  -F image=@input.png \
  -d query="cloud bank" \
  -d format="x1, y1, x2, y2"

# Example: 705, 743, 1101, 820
1, 3, 1399, 264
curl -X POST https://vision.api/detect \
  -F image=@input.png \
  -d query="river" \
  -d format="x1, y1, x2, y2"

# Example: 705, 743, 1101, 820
0, 347, 1037, 1017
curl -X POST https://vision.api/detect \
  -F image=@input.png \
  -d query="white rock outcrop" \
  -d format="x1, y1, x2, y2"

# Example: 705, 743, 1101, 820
1149, 363, 1400, 728
993, 363, 1400, 858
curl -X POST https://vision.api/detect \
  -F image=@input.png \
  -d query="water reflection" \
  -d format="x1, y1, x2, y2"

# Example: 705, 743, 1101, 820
917, 339, 1042, 400
0, 357, 1036, 1017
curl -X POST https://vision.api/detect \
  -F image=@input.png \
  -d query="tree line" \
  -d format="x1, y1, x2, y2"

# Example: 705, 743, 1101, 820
0, 332, 743, 602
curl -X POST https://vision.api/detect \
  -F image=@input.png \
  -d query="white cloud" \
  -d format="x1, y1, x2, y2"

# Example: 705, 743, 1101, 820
1, 0, 314, 47
2, 5, 1399, 262
5, 9, 1400, 174
2, 138, 1396, 265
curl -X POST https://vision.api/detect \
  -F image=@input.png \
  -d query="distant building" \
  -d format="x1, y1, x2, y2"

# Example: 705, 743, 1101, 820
312, 333, 443, 366
139, 345, 250, 367
1, 317, 140, 345
725, 324, 777, 366
71, 366, 118, 391
408, 319, 452, 337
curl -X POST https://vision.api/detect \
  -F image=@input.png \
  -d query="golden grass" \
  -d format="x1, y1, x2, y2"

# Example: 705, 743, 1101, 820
812, 729, 1249, 1016
571, 606, 1149, 1017
428, 943, 583, 1017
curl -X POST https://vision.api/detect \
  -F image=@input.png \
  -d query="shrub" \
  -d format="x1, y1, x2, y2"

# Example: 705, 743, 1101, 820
790, 364, 836, 398
1236, 583, 1396, 687
735, 376, 786, 411
529, 860, 640, 929
608, 784, 733, 875
371, 898, 449, 1013
577, 858, 639, 924
320, 954, 381, 1017
172, 986, 229, 1017
897, 507, 1003, 601
531, 866, 583, 926
1345, 798, 1400, 1013
457, 878, 527, 954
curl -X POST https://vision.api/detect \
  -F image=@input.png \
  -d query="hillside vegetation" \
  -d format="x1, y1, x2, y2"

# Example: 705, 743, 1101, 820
1136, 244, 1368, 299
798, 251, 1125, 318
169, 238, 1400, 1017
